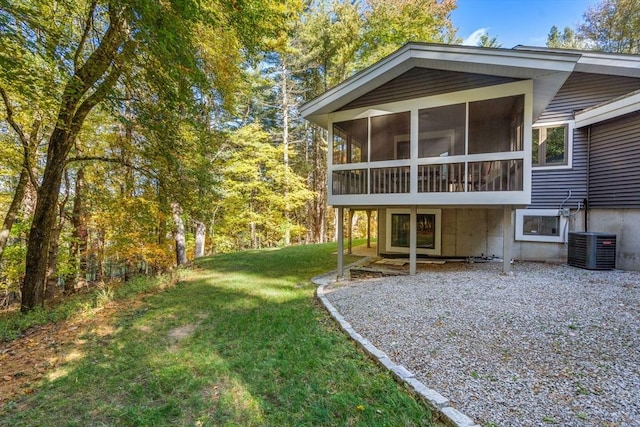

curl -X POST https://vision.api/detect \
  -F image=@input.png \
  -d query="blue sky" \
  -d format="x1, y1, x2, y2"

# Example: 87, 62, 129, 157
452, 0, 596, 48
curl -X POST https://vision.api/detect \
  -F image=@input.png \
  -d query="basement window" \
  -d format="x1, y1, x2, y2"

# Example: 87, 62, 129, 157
386, 208, 442, 255
515, 209, 567, 243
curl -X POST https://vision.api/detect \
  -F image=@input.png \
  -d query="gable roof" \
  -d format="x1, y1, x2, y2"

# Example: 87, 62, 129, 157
300, 43, 639, 128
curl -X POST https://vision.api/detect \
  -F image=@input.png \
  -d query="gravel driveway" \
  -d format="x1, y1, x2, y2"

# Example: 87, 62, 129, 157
323, 262, 640, 427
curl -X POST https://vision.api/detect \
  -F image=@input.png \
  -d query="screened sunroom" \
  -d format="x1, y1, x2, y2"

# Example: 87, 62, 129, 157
329, 89, 530, 206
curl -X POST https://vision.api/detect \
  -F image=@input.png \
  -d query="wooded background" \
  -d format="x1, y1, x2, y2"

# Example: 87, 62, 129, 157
1, 0, 637, 311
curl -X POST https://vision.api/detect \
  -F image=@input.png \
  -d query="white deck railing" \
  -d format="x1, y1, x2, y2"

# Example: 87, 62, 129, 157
332, 160, 523, 195
332, 169, 367, 195
370, 166, 410, 194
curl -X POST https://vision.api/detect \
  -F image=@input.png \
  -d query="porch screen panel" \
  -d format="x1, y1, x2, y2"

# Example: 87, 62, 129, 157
332, 118, 367, 164
418, 103, 465, 158
468, 95, 524, 154
332, 169, 367, 195
370, 112, 410, 162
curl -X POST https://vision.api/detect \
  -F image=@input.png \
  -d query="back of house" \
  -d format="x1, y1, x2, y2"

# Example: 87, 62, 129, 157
300, 43, 640, 274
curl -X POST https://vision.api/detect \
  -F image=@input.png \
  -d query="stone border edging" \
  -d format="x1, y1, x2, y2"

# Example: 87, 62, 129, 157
312, 271, 479, 427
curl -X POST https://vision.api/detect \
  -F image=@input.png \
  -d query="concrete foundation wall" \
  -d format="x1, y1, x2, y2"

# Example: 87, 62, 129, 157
441, 208, 504, 258
588, 209, 640, 271
374, 207, 627, 267
377, 208, 505, 258
512, 210, 585, 263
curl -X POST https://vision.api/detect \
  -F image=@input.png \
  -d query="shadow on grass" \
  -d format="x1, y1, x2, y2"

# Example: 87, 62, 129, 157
1, 242, 434, 426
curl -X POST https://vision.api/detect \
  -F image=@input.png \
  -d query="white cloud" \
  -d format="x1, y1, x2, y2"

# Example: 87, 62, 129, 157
463, 28, 488, 46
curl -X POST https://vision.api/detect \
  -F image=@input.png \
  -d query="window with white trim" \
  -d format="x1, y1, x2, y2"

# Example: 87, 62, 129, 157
515, 209, 567, 243
386, 208, 442, 255
532, 124, 569, 167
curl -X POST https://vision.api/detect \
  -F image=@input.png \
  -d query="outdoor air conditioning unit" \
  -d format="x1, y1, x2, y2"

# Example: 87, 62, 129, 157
567, 232, 616, 270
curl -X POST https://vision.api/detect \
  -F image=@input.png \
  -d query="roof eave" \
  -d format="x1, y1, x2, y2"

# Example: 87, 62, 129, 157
300, 43, 580, 128
575, 90, 640, 127
515, 45, 640, 77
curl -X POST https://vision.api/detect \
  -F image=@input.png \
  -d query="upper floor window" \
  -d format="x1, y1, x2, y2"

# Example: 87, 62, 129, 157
333, 118, 367, 164
532, 125, 568, 166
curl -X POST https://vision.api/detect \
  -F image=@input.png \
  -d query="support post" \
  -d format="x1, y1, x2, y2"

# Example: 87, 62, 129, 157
348, 209, 353, 255
503, 205, 513, 275
410, 206, 417, 275
366, 209, 372, 248
337, 207, 344, 279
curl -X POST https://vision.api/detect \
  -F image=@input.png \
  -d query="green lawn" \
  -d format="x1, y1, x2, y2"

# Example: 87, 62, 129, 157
1, 242, 435, 426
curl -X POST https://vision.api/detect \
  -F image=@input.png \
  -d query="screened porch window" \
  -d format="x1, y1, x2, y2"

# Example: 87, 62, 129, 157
370, 111, 411, 161
469, 95, 524, 154
332, 118, 367, 164
418, 103, 466, 158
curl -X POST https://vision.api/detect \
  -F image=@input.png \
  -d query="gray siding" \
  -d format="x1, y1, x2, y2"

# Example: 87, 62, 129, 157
537, 72, 640, 123
339, 68, 520, 111
531, 73, 640, 209
588, 112, 640, 208
531, 128, 589, 209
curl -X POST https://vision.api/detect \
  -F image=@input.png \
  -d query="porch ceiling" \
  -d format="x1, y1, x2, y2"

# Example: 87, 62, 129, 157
300, 43, 580, 127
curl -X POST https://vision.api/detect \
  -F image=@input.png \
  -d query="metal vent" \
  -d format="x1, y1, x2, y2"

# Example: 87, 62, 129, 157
568, 232, 616, 270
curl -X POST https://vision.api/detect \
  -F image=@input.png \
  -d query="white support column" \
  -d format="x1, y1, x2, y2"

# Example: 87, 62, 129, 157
410, 206, 417, 275
337, 207, 344, 279
366, 209, 372, 249
503, 205, 513, 275
347, 209, 353, 255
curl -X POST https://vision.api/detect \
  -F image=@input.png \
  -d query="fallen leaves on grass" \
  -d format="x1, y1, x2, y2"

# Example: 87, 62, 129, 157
0, 299, 144, 408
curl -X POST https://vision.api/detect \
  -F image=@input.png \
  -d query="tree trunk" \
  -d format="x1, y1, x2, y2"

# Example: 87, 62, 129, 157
281, 60, 291, 246
65, 168, 88, 294
157, 182, 168, 246
46, 167, 70, 300
21, 5, 129, 311
194, 221, 206, 258
45, 220, 63, 300
21, 133, 69, 312
22, 172, 38, 220
95, 229, 105, 283
0, 115, 39, 262
0, 167, 29, 262
306, 124, 328, 244
172, 202, 187, 266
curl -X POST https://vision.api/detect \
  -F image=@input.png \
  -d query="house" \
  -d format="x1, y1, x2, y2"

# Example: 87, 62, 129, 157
300, 43, 640, 276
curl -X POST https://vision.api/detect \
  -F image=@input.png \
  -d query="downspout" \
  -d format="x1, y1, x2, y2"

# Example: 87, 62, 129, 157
585, 127, 591, 231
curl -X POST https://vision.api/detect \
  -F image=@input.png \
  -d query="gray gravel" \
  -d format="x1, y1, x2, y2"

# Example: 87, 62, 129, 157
323, 262, 640, 427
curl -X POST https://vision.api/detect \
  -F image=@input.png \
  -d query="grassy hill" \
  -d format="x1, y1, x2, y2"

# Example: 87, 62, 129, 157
0, 243, 435, 426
